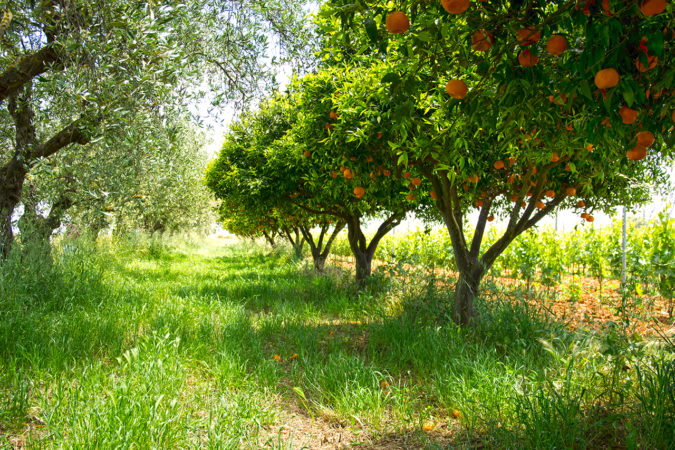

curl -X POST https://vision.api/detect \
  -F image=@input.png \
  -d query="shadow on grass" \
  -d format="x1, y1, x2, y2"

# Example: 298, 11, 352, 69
2, 239, 642, 448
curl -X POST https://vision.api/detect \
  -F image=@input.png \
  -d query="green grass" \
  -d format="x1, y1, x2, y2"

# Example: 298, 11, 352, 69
1, 235, 673, 448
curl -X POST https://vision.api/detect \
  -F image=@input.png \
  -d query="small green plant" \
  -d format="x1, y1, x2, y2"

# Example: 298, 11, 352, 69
564, 280, 583, 303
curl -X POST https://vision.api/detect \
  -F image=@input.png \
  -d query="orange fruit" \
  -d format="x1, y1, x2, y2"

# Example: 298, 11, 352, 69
422, 422, 434, 431
626, 145, 648, 161
430, 190, 438, 200
586, 215, 595, 223
403, 171, 411, 179
565, 164, 572, 172
641, 0, 666, 15
581, 212, 588, 219
303, 151, 311, 158
331, 170, 338, 179
412, 177, 422, 186
545, 190, 556, 198
619, 106, 638, 124
549, 93, 568, 105
383, 169, 391, 177
446, 80, 468, 99
325, 123, 334, 131
329, 111, 339, 119
475, 199, 484, 208
636, 131, 654, 147
565, 123, 574, 131
377, 132, 383, 139
494, 160, 505, 170
343, 168, 354, 179
577, 200, 586, 208
353, 186, 365, 198
536, 201, 546, 209
601, 0, 612, 15
510, 194, 518, 202
442, 0, 470, 14
635, 55, 657, 72
452, 410, 461, 419
468, 174, 479, 183
672, 110, 675, 122
487, 215, 495, 222
518, 49, 538, 67
566, 187, 577, 196
550, 152, 560, 162
407, 193, 416, 201
527, 192, 534, 197
594, 68, 619, 89
385, 12, 410, 34
517, 27, 541, 46
546, 35, 567, 55
472, 30, 492, 51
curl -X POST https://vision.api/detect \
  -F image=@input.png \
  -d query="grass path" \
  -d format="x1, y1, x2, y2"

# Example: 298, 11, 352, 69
1, 237, 672, 448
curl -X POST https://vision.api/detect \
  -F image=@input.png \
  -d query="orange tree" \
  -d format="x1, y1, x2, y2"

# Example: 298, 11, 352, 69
278, 68, 437, 282
205, 96, 347, 269
315, 0, 674, 323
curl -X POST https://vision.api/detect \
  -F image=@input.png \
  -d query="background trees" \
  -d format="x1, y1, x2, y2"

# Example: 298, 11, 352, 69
1, 0, 312, 256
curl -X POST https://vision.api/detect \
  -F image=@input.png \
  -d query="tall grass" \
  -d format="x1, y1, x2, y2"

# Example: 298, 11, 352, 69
0, 235, 672, 448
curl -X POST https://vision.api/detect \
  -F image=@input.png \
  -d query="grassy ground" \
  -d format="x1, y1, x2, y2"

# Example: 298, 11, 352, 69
0, 235, 673, 448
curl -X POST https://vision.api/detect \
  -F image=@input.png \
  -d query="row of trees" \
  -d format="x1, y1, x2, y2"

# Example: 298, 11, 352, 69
207, 0, 673, 324
1, 0, 312, 257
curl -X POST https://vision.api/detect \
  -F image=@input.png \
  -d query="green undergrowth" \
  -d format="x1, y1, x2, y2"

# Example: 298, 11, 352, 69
0, 235, 673, 448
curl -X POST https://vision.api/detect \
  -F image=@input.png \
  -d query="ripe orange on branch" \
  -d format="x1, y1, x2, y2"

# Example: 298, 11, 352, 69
635, 55, 657, 72
594, 68, 619, 89
636, 131, 654, 147
353, 186, 365, 199
518, 49, 538, 67
546, 35, 567, 55
472, 30, 492, 51
385, 12, 410, 34
626, 145, 648, 161
412, 177, 422, 186
494, 160, 505, 170
446, 80, 468, 99
641, 0, 666, 16
619, 106, 638, 124
441, 0, 470, 14
566, 187, 577, 196
517, 27, 541, 46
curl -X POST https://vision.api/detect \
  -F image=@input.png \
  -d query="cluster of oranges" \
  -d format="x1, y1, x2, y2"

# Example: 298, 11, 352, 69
384, 1, 669, 162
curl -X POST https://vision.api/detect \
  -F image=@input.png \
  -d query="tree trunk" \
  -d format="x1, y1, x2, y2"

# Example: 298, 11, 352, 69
0, 159, 27, 259
353, 249, 374, 283
262, 231, 276, 248
312, 251, 327, 272
300, 221, 345, 274
345, 214, 400, 285
454, 272, 480, 325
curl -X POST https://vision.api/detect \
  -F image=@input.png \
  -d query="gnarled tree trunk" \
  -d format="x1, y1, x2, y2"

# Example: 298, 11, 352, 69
427, 166, 569, 326
346, 213, 402, 285
282, 226, 305, 258
300, 220, 345, 273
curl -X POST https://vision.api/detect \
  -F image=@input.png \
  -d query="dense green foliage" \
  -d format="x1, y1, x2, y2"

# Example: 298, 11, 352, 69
1, 236, 673, 447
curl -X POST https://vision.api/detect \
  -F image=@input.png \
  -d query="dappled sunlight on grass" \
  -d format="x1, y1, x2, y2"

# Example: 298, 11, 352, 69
0, 236, 673, 448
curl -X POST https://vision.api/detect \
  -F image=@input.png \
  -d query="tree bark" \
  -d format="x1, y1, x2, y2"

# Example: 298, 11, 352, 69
300, 220, 345, 273
282, 226, 305, 258
0, 86, 91, 258
427, 167, 570, 326
18, 185, 73, 260
346, 214, 402, 285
